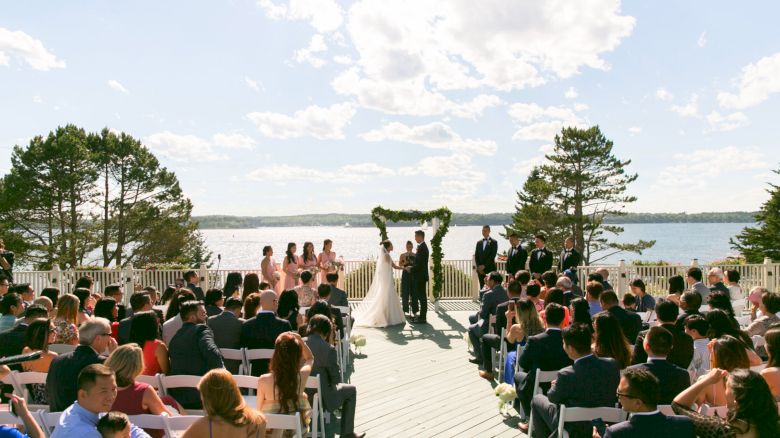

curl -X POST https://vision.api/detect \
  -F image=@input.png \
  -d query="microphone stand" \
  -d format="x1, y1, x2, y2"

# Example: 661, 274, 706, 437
211, 254, 222, 288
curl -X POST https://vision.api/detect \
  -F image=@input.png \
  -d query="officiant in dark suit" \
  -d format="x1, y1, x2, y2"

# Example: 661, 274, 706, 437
558, 237, 581, 273
474, 225, 498, 288
408, 230, 430, 324
505, 233, 528, 278
529, 234, 553, 277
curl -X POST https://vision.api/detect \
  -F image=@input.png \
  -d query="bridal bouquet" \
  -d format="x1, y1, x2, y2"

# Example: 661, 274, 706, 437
494, 383, 517, 413
273, 271, 281, 281
350, 334, 367, 353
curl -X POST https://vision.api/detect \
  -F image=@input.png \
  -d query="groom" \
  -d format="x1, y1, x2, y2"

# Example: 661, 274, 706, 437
406, 230, 429, 324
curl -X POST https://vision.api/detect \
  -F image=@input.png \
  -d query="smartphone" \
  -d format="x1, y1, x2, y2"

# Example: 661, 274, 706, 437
8, 398, 15, 417
592, 418, 606, 436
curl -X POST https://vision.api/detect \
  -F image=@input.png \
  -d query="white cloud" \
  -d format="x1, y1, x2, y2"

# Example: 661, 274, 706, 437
32, 95, 42, 103
333, 55, 353, 65
246, 102, 356, 140
294, 34, 328, 68
697, 31, 707, 48
248, 161, 395, 184
398, 153, 487, 201
508, 102, 586, 141
244, 76, 263, 92
258, 0, 344, 33
360, 121, 497, 156
212, 133, 256, 149
670, 94, 699, 117
717, 52, 780, 109
564, 86, 578, 99
107, 79, 129, 94
655, 87, 673, 101
144, 131, 227, 162
0, 27, 66, 71
705, 111, 749, 132
450, 94, 505, 119
655, 146, 766, 191
628, 126, 642, 135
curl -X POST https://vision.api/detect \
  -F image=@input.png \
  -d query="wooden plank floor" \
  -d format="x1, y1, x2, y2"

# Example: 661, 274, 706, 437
346, 302, 523, 438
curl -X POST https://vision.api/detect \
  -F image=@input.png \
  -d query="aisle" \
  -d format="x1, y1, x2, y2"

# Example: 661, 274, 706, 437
348, 302, 522, 438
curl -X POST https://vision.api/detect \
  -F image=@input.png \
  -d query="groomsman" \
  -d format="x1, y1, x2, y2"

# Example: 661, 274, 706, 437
558, 237, 581, 273
505, 234, 528, 278
529, 234, 553, 277
474, 225, 498, 288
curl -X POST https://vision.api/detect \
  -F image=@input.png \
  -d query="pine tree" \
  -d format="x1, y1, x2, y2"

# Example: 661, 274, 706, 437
730, 168, 780, 263
505, 167, 569, 254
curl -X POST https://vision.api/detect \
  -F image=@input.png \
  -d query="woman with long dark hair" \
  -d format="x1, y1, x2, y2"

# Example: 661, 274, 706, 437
257, 332, 313, 437
761, 327, 780, 400
94, 297, 120, 339
277, 290, 302, 331
22, 318, 58, 404
260, 246, 280, 294
242, 273, 261, 301
129, 311, 169, 375
223, 272, 243, 299
282, 242, 300, 290
570, 297, 593, 333
592, 312, 632, 368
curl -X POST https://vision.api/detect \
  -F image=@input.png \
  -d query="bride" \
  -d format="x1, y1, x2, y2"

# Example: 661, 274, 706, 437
353, 240, 406, 327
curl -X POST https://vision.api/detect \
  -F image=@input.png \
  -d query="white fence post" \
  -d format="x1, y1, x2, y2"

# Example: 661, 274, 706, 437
764, 257, 772, 292
122, 263, 134, 306
470, 256, 480, 301
50, 265, 62, 291
691, 258, 699, 268
199, 263, 209, 291
617, 260, 627, 297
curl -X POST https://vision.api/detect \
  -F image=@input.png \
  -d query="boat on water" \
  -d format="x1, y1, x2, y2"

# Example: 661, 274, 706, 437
344, 222, 351, 227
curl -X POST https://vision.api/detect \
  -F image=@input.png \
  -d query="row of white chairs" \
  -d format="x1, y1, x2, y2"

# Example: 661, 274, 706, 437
300, 304, 352, 382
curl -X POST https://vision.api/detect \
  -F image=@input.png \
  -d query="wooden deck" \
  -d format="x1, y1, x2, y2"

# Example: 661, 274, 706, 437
344, 301, 523, 438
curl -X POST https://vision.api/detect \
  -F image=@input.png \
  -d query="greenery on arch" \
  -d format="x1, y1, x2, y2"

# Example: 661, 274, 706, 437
370, 206, 453, 300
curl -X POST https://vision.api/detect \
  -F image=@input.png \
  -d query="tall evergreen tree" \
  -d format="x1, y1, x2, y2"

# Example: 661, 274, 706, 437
730, 168, 780, 263
505, 167, 569, 254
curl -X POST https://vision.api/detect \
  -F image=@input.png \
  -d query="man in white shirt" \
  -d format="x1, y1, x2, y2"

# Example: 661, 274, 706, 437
683, 315, 710, 381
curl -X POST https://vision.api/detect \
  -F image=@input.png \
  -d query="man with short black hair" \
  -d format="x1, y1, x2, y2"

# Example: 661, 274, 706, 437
684, 315, 710, 380
627, 326, 690, 404
686, 267, 709, 300
622, 292, 637, 311
529, 234, 553, 277
605, 367, 694, 437
0, 304, 48, 361
505, 234, 528, 279
326, 272, 349, 307
208, 297, 245, 373
600, 291, 642, 344
468, 271, 507, 367
0, 274, 9, 297
676, 292, 703, 331
10, 283, 35, 308
183, 270, 204, 300
475, 225, 498, 288
529, 323, 620, 438
632, 301, 694, 368
317, 284, 345, 338
0, 292, 24, 332
585, 281, 603, 316
118, 292, 153, 345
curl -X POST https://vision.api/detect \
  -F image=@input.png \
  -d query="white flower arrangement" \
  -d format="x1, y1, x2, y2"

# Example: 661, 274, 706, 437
463, 332, 472, 349
494, 383, 517, 413
273, 272, 281, 281
350, 334, 367, 353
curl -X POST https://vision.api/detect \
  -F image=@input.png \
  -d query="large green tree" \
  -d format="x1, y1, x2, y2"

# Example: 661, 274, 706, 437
730, 167, 780, 263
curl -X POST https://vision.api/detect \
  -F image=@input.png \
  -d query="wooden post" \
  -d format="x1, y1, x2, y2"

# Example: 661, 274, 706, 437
617, 259, 627, 297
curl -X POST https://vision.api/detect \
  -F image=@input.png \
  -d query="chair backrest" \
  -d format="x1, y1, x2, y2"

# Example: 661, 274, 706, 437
701, 405, 729, 417
244, 348, 275, 361
334, 305, 351, 316
264, 412, 303, 438
12, 371, 47, 386
557, 405, 626, 438
160, 375, 202, 397
752, 335, 767, 350
37, 410, 63, 434
220, 348, 245, 361
657, 405, 675, 416
136, 373, 162, 389
533, 369, 559, 396
128, 413, 169, 431
736, 315, 751, 328
305, 374, 321, 391
232, 374, 260, 391
0, 412, 25, 425
299, 306, 310, 315
750, 363, 767, 372
165, 415, 202, 436
48, 344, 76, 354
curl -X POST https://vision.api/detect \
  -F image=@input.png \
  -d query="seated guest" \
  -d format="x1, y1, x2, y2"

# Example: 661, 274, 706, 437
501, 298, 545, 382
707, 267, 730, 297
52, 293, 81, 345
631, 279, 655, 313
326, 273, 349, 307
479, 281, 523, 378
316, 282, 351, 327
118, 292, 153, 345
162, 289, 196, 345
242, 273, 261, 301
555, 276, 575, 306
222, 271, 243, 299
277, 290, 303, 331
585, 281, 603, 316
180, 369, 266, 438
593, 312, 632, 369
294, 270, 318, 307
93, 298, 120, 339
240, 291, 292, 376
73, 288, 94, 324
257, 332, 313, 438
168, 301, 224, 409
673, 368, 780, 438
105, 344, 175, 438
47, 317, 118, 412
595, 268, 613, 292
761, 327, 780, 399
685, 267, 709, 301
708, 291, 738, 324
666, 274, 686, 305
242, 293, 262, 319
604, 367, 693, 438
725, 269, 743, 301
50, 364, 150, 438
33, 296, 54, 318
10, 283, 35, 309
746, 291, 780, 337
1, 393, 45, 438
529, 323, 620, 438
103, 285, 127, 321
570, 297, 593, 333
697, 335, 750, 407
203, 288, 224, 318
706, 309, 757, 354
526, 282, 544, 313
632, 301, 694, 369
21, 318, 59, 405
0, 293, 24, 332
0, 304, 48, 360
468, 272, 507, 367
183, 270, 204, 301
675, 291, 703, 331
306, 297, 345, 341
41, 287, 60, 308
129, 311, 169, 376
622, 292, 637, 311
96, 412, 132, 438
683, 315, 711, 381
514, 303, 572, 429
305, 315, 365, 438
207, 297, 245, 374
539, 288, 570, 328
600, 291, 642, 344
627, 326, 690, 404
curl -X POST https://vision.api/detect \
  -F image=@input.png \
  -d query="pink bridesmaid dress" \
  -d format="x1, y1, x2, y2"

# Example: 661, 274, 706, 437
318, 251, 337, 284
263, 257, 281, 293
283, 256, 299, 290
299, 254, 318, 279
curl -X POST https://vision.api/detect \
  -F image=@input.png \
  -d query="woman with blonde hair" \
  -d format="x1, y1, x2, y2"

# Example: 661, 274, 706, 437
52, 293, 80, 345
106, 344, 177, 438
183, 368, 266, 438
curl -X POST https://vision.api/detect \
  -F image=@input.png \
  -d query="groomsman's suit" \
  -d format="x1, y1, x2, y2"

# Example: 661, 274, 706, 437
529, 246, 553, 276
505, 244, 528, 278
474, 236, 498, 288
558, 247, 581, 272
412, 240, 430, 322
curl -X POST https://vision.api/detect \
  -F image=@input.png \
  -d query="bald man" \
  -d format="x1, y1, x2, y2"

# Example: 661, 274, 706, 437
240, 290, 292, 376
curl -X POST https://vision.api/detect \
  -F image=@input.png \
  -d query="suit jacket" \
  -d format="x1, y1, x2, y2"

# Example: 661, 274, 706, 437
474, 237, 498, 274
558, 248, 581, 272
517, 329, 572, 393
168, 322, 224, 408
636, 294, 656, 313
690, 282, 710, 301
505, 245, 528, 276
607, 306, 643, 344
46, 345, 105, 412
117, 317, 132, 345
628, 359, 690, 405
528, 248, 553, 275
479, 286, 508, 333
632, 323, 694, 369
412, 242, 429, 282
187, 283, 205, 301
0, 322, 28, 359
709, 282, 730, 298
240, 312, 292, 376
548, 355, 621, 438
305, 334, 344, 412
675, 309, 704, 332
208, 311, 245, 374
604, 412, 694, 438
328, 286, 349, 308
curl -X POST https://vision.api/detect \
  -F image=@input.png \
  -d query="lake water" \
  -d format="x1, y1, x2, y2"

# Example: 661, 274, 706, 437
201, 223, 753, 269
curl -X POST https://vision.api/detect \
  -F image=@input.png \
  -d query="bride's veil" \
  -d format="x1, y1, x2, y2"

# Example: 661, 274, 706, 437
357, 245, 391, 307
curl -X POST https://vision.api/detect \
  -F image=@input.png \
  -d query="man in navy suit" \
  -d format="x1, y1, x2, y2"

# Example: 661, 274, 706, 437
474, 225, 498, 288
627, 326, 690, 405
557, 237, 581, 273
632, 301, 694, 369
515, 303, 572, 428
409, 230, 430, 323
529, 323, 620, 438
529, 234, 553, 278
605, 368, 694, 437
240, 290, 292, 375
599, 291, 642, 344
468, 272, 507, 366
504, 233, 527, 279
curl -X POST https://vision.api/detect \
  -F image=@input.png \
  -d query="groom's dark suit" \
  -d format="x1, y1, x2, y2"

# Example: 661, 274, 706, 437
412, 241, 429, 321
474, 237, 498, 288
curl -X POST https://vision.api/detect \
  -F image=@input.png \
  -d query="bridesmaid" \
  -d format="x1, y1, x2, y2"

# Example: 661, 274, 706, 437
261, 245, 280, 294
317, 239, 337, 285
299, 241, 318, 278
282, 242, 300, 290
399, 241, 415, 316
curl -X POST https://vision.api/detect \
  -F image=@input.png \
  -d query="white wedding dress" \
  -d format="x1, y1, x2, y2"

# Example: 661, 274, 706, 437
353, 247, 406, 327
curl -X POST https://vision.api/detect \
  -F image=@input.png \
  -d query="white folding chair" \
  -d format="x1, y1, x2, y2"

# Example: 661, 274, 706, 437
736, 315, 751, 328
305, 375, 325, 438
9, 371, 49, 411
220, 347, 248, 375
159, 375, 204, 415
243, 348, 275, 376
136, 373, 163, 392
127, 414, 169, 436
497, 325, 507, 380
752, 335, 766, 351
657, 405, 675, 416
232, 374, 260, 406
527, 369, 559, 436
750, 363, 767, 372
264, 412, 303, 438
164, 415, 202, 438
700, 404, 729, 417
0, 411, 25, 426
557, 405, 627, 438
36, 410, 62, 437
48, 344, 76, 354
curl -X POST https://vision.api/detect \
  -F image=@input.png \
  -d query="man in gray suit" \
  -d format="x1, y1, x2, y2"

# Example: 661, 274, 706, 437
326, 273, 349, 307
686, 267, 710, 300
207, 297, 244, 373
305, 315, 365, 438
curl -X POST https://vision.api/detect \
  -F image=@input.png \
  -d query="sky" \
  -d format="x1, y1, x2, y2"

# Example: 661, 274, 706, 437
1, 0, 780, 216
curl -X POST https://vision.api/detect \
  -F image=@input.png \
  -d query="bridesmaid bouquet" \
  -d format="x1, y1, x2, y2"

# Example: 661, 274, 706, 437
350, 334, 367, 353
494, 383, 517, 413
273, 272, 281, 281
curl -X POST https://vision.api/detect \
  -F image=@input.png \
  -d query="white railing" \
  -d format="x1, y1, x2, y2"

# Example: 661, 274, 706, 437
11, 257, 779, 304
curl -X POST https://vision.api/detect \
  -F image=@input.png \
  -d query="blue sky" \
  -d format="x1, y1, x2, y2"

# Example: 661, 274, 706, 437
2, 0, 779, 216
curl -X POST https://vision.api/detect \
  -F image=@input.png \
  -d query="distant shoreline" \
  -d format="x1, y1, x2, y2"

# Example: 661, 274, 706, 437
194, 211, 758, 229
